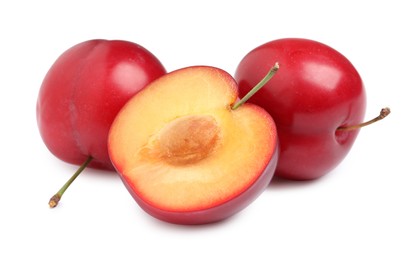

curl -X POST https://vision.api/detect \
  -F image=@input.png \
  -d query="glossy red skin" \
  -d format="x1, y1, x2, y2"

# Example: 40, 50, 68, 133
235, 38, 366, 180
37, 40, 166, 170
122, 146, 278, 225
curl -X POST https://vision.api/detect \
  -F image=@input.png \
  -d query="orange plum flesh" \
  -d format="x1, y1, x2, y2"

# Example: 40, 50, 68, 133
108, 66, 278, 224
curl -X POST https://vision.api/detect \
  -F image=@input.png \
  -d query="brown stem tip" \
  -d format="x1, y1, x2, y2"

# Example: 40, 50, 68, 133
378, 107, 391, 119
49, 194, 61, 208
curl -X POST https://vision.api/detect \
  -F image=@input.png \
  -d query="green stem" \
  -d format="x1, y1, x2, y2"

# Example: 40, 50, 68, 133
49, 156, 93, 208
231, 62, 279, 110
337, 107, 391, 131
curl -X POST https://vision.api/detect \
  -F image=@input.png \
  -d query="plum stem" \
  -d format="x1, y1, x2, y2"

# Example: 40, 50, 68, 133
337, 107, 391, 131
49, 156, 93, 208
231, 62, 279, 110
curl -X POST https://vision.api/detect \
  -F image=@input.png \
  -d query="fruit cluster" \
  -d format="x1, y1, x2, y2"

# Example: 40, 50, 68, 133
37, 38, 390, 225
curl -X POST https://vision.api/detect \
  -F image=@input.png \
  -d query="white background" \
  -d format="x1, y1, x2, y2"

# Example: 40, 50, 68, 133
1, 0, 417, 259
